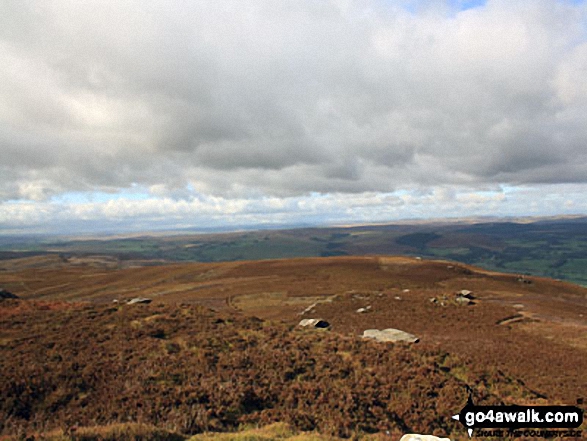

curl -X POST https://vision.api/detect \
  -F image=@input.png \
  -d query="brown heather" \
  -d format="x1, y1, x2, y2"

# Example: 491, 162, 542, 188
0, 299, 531, 439
1, 256, 586, 440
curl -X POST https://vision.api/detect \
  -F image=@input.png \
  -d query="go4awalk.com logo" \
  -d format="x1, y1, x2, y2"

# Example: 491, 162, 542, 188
452, 394, 583, 438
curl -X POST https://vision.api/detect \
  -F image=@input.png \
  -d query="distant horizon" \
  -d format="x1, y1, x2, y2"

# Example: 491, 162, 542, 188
2, 212, 586, 238
2, 1, 587, 235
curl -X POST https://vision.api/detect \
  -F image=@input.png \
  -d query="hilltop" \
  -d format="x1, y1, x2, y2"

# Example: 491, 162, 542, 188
1, 256, 586, 439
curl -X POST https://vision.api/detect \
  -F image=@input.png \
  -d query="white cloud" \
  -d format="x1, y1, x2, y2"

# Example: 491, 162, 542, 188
1, 0, 587, 231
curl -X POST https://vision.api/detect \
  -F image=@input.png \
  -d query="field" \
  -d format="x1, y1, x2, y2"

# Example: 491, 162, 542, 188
2, 216, 587, 286
1, 254, 586, 440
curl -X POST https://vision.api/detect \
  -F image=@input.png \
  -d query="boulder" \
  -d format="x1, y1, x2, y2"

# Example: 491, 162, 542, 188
457, 290, 474, 298
400, 435, 451, 441
362, 328, 419, 343
0, 289, 19, 300
455, 295, 473, 305
298, 318, 330, 329
127, 297, 152, 305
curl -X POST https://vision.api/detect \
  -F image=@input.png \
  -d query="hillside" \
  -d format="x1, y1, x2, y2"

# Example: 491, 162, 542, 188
2, 216, 587, 286
1, 256, 586, 439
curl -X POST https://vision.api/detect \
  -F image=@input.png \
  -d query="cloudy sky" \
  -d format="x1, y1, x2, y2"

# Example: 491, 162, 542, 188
1, 0, 587, 234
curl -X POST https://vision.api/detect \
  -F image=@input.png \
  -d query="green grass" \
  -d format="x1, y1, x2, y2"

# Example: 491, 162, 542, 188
3, 219, 587, 286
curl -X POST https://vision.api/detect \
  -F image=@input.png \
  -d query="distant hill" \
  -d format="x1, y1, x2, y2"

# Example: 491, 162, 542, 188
2, 216, 587, 286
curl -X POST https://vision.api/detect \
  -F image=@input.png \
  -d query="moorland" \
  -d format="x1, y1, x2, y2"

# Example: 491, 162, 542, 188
1, 252, 586, 440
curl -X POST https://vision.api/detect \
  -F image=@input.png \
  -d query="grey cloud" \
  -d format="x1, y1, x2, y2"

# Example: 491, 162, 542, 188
1, 0, 587, 203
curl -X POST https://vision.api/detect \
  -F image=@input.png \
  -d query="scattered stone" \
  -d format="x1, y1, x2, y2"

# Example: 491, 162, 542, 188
127, 297, 152, 305
415, 256, 422, 260
454, 290, 474, 305
395, 296, 402, 300
0, 289, 19, 300
362, 328, 419, 343
403, 289, 410, 293
447, 265, 454, 269
513, 304, 524, 309
298, 318, 330, 329
429, 297, 438, 304
112, 299, 119, 303
356, 305, 372, 313
400, 434, 451, 441
517, 277, 533, 284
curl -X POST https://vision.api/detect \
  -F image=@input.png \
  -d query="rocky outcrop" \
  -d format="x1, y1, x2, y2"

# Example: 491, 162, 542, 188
362, 328, 419, 343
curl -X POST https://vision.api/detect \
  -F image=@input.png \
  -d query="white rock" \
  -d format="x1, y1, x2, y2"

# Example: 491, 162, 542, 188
400, 434, 451, 441
298, 318, 330, 328
455, 296, 473, 305
362, 328, 419, 343
127, 297, 152, 304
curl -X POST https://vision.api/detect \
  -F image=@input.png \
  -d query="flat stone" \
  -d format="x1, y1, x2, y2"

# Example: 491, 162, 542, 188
362, 328, 419, 343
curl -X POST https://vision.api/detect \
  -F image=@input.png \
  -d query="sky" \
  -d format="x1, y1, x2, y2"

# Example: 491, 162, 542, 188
1, 0, 587, 234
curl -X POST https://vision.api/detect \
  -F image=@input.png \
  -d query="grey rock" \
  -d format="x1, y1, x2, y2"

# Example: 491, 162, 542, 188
298, 318, 330, 329
362, 328, 419, 343
455, 295, 474, 305
127, 297, 152, 305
